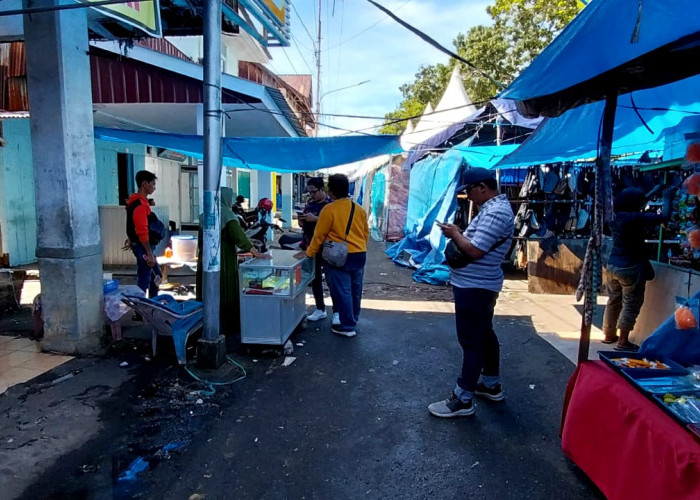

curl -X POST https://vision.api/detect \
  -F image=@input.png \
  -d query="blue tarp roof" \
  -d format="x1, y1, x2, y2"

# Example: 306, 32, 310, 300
500, 0, 700, 117
452, 144, 519, 169
94, 127, 403, 173
497, 73, 700, 168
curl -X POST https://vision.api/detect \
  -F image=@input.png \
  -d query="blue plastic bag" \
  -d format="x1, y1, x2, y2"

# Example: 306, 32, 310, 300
640, 292, 700, 366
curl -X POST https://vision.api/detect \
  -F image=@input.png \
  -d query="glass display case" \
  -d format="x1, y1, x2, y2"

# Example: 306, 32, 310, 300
239, 249, 314, 345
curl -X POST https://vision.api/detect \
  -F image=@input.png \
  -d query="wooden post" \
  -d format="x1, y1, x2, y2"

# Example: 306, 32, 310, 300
578, 93, 618, 364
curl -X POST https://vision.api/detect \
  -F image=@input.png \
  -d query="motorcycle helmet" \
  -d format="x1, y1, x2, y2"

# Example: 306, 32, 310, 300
257, 198, 273, 211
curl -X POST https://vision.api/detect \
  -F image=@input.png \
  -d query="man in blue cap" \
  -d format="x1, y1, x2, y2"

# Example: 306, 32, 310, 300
429, 167, 514, 418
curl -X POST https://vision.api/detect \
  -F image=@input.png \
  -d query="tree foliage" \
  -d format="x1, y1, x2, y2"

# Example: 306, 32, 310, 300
379, 0, 580, 135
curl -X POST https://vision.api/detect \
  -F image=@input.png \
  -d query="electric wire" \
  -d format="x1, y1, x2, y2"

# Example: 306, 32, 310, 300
184, 355, 248, 396
292, 3, 317, 48
327, 0, 414, 50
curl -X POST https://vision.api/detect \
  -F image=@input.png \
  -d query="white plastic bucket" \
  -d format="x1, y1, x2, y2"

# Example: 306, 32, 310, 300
171, 235, 197, 261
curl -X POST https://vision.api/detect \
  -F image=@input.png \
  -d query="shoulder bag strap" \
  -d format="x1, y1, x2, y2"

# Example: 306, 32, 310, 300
344, 200, 356, 242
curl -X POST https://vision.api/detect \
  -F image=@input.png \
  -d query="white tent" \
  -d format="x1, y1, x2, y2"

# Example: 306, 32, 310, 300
400, 67, 477, 150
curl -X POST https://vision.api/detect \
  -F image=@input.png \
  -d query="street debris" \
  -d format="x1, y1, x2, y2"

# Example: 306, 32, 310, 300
283, 340, 294, 355
196, 399, 204, 405
529, 384, 536, 390
340, 380, 347, 384
470, 461, 480, 469
392, 360, 399, 365
119, 361, 129, 368
81, 464, 99, 474
282, 357, 296, 367
117, 456, 149, 482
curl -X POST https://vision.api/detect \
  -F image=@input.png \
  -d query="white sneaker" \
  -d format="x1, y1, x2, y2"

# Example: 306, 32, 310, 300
307, 309, 327, 322
332, 313, 341, 326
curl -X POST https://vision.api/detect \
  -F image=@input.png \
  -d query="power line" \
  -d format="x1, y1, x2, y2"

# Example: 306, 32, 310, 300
292, 3, 317, 48
365, 0, 505, 89
327, 0, 414, 50
290, 34, 316, 74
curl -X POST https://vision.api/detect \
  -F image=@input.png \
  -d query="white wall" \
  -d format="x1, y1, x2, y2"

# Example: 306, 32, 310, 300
145, 155, 181, 228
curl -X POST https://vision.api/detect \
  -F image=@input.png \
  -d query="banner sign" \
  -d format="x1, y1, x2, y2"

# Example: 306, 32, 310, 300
84, 0, 162, 38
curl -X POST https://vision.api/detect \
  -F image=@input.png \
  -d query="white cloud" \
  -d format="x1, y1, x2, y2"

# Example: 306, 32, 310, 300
269, 0, 492, 135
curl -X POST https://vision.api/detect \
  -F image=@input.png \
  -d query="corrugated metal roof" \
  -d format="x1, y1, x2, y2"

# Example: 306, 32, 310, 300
266, 87, 306, 137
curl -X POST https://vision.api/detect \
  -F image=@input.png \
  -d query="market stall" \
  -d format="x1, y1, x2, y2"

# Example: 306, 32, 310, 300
561, 360, 700, 500
497, 0, 700, 496
238, 249, 314, 345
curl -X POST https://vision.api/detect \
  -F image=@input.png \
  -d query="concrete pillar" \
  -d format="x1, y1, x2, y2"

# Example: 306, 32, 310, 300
280, 173, 293, 228
257, 170, 273, 202
24, 2, 103, 354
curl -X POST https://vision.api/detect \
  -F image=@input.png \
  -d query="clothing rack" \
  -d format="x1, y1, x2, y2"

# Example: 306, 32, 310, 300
510, 199, 589, 205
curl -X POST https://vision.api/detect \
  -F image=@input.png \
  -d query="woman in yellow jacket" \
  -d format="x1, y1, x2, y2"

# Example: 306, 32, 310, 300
296, 174, 369, 337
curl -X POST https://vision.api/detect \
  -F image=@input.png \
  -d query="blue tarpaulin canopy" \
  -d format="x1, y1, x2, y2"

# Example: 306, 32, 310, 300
94, 127, 403, 172
386, 141, 519, 285
500, 0, 700, 117
497, 73, 700, 168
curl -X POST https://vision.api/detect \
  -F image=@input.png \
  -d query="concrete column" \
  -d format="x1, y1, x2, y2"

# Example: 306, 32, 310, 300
24, 1, 103, 354
257, 170, 273, 202
280, 173, 293, 228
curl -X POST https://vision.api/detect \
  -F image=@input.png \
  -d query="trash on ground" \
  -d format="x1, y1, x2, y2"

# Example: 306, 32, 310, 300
117, 456, 149, 481
283, 340, 294, 355
392, 360, 399, 365
119, 361, 129, 368
340, 380, 347, 384
470, 461, 480, 469
81, 464, 99, 474
196, 398, 204, 405
529, 384, 536, 390
282, 357, 296, 367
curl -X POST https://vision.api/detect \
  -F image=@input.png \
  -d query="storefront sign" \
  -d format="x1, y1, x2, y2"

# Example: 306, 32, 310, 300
84, 0, 162, 38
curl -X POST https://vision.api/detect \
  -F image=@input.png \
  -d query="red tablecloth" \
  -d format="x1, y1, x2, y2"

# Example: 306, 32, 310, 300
561, 361, 700, 500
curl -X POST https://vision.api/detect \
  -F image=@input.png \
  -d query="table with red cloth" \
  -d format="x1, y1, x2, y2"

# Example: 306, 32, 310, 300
561, 361, 700, 500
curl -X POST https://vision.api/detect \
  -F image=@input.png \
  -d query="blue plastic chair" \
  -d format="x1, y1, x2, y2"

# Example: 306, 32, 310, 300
121, 294, 203, 364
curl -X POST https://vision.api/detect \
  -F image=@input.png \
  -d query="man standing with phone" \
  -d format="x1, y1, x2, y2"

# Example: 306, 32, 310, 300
429, 168, 513, 418
298, 177, 335, 323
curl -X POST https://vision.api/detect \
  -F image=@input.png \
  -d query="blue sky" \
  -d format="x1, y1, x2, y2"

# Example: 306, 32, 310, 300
268, 0, 492, 135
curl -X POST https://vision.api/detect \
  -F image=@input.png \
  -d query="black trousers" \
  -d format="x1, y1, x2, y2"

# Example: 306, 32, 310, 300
453, 286, 500, 392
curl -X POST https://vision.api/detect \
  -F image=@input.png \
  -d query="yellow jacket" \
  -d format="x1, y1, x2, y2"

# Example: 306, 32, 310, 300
306, 198, 370, 257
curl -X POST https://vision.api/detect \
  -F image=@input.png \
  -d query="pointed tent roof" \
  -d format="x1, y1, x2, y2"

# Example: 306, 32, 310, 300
400, 67, 476, 149
403, 119, 415, 136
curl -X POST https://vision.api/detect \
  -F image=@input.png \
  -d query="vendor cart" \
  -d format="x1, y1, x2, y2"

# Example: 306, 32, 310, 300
239, 249, 314, 345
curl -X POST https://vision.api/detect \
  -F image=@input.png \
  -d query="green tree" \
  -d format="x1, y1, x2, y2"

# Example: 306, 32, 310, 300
379, 64, 451, 135
380, 0, 580, 134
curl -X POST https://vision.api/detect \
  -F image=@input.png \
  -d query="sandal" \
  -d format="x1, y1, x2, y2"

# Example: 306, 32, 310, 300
614, 341, 639, 352
601, 335, 619, 344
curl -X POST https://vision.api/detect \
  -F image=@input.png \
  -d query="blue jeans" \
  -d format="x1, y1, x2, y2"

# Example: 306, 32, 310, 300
453, 287, 500, 395
132, 243, 162, 298
324, 252, 366, 331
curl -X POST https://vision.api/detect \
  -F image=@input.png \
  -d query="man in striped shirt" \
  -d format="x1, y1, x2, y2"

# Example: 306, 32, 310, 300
429, 168, 514, 418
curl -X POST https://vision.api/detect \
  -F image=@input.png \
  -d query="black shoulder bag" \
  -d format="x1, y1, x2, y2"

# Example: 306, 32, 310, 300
445, 233, 511, 269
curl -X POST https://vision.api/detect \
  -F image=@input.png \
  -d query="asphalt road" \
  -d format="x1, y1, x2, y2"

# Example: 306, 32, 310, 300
6, 242, 601, 499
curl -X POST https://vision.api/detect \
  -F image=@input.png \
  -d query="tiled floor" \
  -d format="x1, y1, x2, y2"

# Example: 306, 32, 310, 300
0, 336, 72, 395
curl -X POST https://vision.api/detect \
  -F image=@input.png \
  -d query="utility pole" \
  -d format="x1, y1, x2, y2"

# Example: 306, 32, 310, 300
198, 0, 226, 368
315, 0, 322, 136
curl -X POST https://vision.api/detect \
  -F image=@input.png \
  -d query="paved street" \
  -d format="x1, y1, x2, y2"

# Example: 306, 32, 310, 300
1, 243, 602, 499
